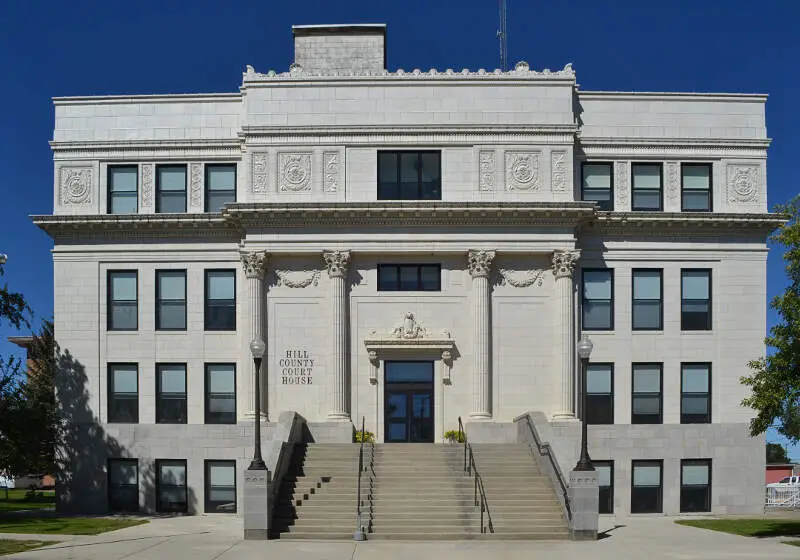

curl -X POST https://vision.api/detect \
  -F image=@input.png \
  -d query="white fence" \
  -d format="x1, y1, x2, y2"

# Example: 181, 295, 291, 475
765, 486, 800, 509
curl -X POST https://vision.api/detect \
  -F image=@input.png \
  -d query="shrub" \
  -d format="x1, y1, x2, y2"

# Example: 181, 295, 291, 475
443, 430, 465, 443
355, 430, 375, 443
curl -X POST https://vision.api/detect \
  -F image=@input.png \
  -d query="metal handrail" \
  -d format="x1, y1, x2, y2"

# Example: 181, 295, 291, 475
517, 413, 572, 520
457, 417, 494, 534
355, 416, 374, 539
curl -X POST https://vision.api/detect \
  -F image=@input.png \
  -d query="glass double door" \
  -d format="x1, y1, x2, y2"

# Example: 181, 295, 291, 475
384, 361, 434, 443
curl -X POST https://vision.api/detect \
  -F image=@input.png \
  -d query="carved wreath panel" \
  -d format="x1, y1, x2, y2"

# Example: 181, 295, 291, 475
550, 151, 567, 192
505, 151, 540, 191
60, 166, 93, 206
323, 152, 339, 193
251, 152, 268, 193
479, 150, 496, 192
279, 153, 312, 192
498, 269, 545, 288
275, 269, 320, 288
727, 164, 760, 204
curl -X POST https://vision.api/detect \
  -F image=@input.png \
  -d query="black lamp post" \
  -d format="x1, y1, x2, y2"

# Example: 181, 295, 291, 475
575, 334, 595, 472
248, 338, 266, 471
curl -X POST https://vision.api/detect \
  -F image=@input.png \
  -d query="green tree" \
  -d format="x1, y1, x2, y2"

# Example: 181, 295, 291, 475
0, 258, 32, 329
767, 442, 791, 464
741, 196, 800, 441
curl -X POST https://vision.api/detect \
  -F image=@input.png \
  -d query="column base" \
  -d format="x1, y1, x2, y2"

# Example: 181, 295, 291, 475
469, 412, 492, 420
244, 411, 268, 421
327, 413, 351, 421
552, 412, 577, 420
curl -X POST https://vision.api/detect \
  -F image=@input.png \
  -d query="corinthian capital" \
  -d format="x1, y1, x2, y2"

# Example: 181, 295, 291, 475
551, 250, 581, 279
240, 251, 269, 279
468, 249, 496, 279
323, 250, 351, 278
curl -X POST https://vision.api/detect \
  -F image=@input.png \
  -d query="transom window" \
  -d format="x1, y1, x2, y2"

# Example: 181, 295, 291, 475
156, 270, 187, 331
582, 269, 614, 330
585, 363, 614, 425
632, 460, 663, 513
632, 269, 663, 330
378, 264, 441, 291
156, 165, 187, 213
377, 151, 441, 200
108, 364, 138, 423
156, 364, 187, 424
632, 363, 662, 424
681, 269, 712, 330
681, 363, 711, 424
681, 163, 712, 212
205, 364, 236, 424
108, 166, 138, 214
205, 164, 236, 212
632, 163, 663, 211
108, 271, 138, 331
581, 162, 613, 211
205, 270, 236, 330
681, 459, 712, 512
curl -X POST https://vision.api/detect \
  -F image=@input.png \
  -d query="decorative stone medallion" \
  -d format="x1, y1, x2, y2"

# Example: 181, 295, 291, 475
614, 161, 629, 207
279, 153, 312, 192
251, 152, 268, 193
190, 163, 202, 208
479, 150, 496, 192
505, 152, 540, 191
60, 166, 93, 206
727, 164, 759, 203
141, 164, 154, 208
551, 151, 567, 192
666, 162, 680, 203
323, 152, 339, 192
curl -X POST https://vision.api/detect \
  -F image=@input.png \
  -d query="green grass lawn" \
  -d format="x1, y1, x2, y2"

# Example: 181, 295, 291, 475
783, 540, 800, 547
676, 518, 800, 538
0, 539, 59, 556
0, 517, 147, 535
0, 490, 55, 512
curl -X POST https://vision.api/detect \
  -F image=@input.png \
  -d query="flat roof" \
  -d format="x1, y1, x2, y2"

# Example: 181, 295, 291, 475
292, 24, 386, 37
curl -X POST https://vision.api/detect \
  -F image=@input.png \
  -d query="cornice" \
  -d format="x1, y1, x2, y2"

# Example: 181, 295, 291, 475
50, 139, 243, 160
31, 213, 239, 241
578, 136, 770, 158
585, 211, 786, 236
577, 91, 768, 102
53, 93, 241, 105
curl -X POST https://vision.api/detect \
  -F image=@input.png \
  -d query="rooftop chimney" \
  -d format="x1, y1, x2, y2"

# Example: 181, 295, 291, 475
292, 24, 386, 75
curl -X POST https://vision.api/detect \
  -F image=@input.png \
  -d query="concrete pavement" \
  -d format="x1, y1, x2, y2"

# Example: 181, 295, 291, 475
4, 515, 799, 559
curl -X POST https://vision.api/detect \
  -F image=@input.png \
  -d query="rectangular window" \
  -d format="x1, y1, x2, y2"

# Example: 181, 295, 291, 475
156, 165, 187, 213
681, 269, 712, 330
108, 166, 138, 214
632, 363, 662, 424
156, 364, 187, 424
681, 163, 712, 212
632, 269, 663, 330
632, 460, 663, 513
582, 269, 614, 330
595, 461, 614, 514
586, 363, 614, 425
156, 270, 187, 330
681, 459, 712, 513
205, 460, 237, 513
205, 164, 236, 212
205, 364, 236, 424
205, 270, 236, 330
108, 364, 139, 423
108, 458, 139, 512
377, 151, 441, 200
581, 162, 613, 211
377, 264, 441, 291
156, 459, 187, 513
108, 271, 138, 331
632, 163, 663, 211
682, 363, 711, 424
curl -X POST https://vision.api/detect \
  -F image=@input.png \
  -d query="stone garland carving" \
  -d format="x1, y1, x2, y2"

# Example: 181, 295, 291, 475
551, 151, 567, 192
727, 164, 759, 203
505, 152, 540, 191
241, 251, 268, 279
275, 269, 320, 288
614, 161, 628, 206
323, 152, 339, 192
468, 250, 496, 278
279, 153, 312, 192
323, 250, 350, 278
498, 269, 545, 288
551, 250, 581, 279
190, 163, 202, 208
60, 167, 93, 206
479, 151, 496, 192
666, 162, 680, 203
141, 164, 154, 208
251, 152, 268, 193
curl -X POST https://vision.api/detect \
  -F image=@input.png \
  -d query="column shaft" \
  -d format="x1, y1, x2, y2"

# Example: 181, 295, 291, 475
241, 251, 268, 419
324, 251, 351, 419
552, 250, 580, 419
468, 250, 495, 419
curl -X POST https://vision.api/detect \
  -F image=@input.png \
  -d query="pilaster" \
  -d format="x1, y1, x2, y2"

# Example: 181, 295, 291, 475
323, 250, 351, 420
468, 249, 495, 419
241, 250, 269, 420
552, 250, 580, 419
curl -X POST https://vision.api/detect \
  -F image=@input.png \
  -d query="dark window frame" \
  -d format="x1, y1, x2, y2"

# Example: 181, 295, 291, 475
155, 270, 187, 331
631, 162, 664, 211
632, 268, 664, 331
681, 269, 712, 331
580, 161, 614, 211
681, 362, 712, 424
107, 363, 139, 423
631, 459, 663, 514
204, 163, 237, 213
204, 459, 237, 513
632, 362, 663, 424
155, 459, 188, 513
377, 150, 442, 200
377, 264, 442, 292
107, 458, 139, 513
107, 270, 138, 331
586, 362, 614, 425
680, 458, 712, 513
107, 165, 138, 215
205, 363, 237, 425
594, 460, 614, 514
155, 164, 187, 214
581, 268, 615, 331
204, 269, 236, 331
681, 163, 713, 212
155, 363, 188, 424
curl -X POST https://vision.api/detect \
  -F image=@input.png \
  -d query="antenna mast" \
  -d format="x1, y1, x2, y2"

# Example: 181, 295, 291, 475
497, 0, 508, 71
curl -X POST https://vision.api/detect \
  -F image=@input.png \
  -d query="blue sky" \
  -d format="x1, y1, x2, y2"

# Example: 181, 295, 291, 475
0, 0, 798, 456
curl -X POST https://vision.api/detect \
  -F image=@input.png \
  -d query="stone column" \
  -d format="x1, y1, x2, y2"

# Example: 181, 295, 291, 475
241, 250, 269, 419
468, 249, 495, 419
552, 250, 581, 419
323, 250, 351, 420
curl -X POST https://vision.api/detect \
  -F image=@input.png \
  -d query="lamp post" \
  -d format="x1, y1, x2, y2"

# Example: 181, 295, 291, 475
248, 338, 266, 470
575, 334, 594, 471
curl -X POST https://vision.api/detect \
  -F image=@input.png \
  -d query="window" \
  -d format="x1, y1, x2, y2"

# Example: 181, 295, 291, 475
377, 151, 441, 200
682, 363, 711, 424
632, 460, 663, 513
595, 461, 614, 514
205, 364, 236, 424
632, 363, 662, 424
108, 364, 139, 423
377, 264, 441, 291
581, 162, 613, 211
156, 270, 187, 330
681, 459, 711, 512
681, 269, 712, 330
156, 165, 187, 213
586, 363, 614, 425
205, 270, 236, 330
205, 164, 236, 212
156, 460, 187, 513
681, 163, 712, 212
582, 269, 614, 330
108, 459, 139, 512
108, 166, 138, 214
108, 271, 138, 331
632, 269, 663, 330
632, 163, 662, 211
205, 460, 236, 513
156, 364, 187, 424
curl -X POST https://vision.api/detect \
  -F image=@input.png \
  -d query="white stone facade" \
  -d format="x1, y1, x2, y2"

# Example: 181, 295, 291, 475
37, 24, 781, 517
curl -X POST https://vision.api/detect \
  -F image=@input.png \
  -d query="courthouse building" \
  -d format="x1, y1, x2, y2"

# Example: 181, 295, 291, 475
34, 24, 780, 518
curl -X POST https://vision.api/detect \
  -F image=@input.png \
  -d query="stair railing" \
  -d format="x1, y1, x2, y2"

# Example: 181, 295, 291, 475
354, 416, 373, 540
457, 417, 494, 534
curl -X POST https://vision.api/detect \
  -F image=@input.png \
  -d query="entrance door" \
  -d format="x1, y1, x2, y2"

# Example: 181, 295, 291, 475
384, 361, 434, 443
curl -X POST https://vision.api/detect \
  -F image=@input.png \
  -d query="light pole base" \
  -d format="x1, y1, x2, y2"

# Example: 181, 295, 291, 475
243, 468, 271, 540
568, 469, 599, 541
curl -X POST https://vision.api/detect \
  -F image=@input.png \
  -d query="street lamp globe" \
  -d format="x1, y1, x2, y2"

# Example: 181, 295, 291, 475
577, 335, 593, 360
249, 338, 266, 359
